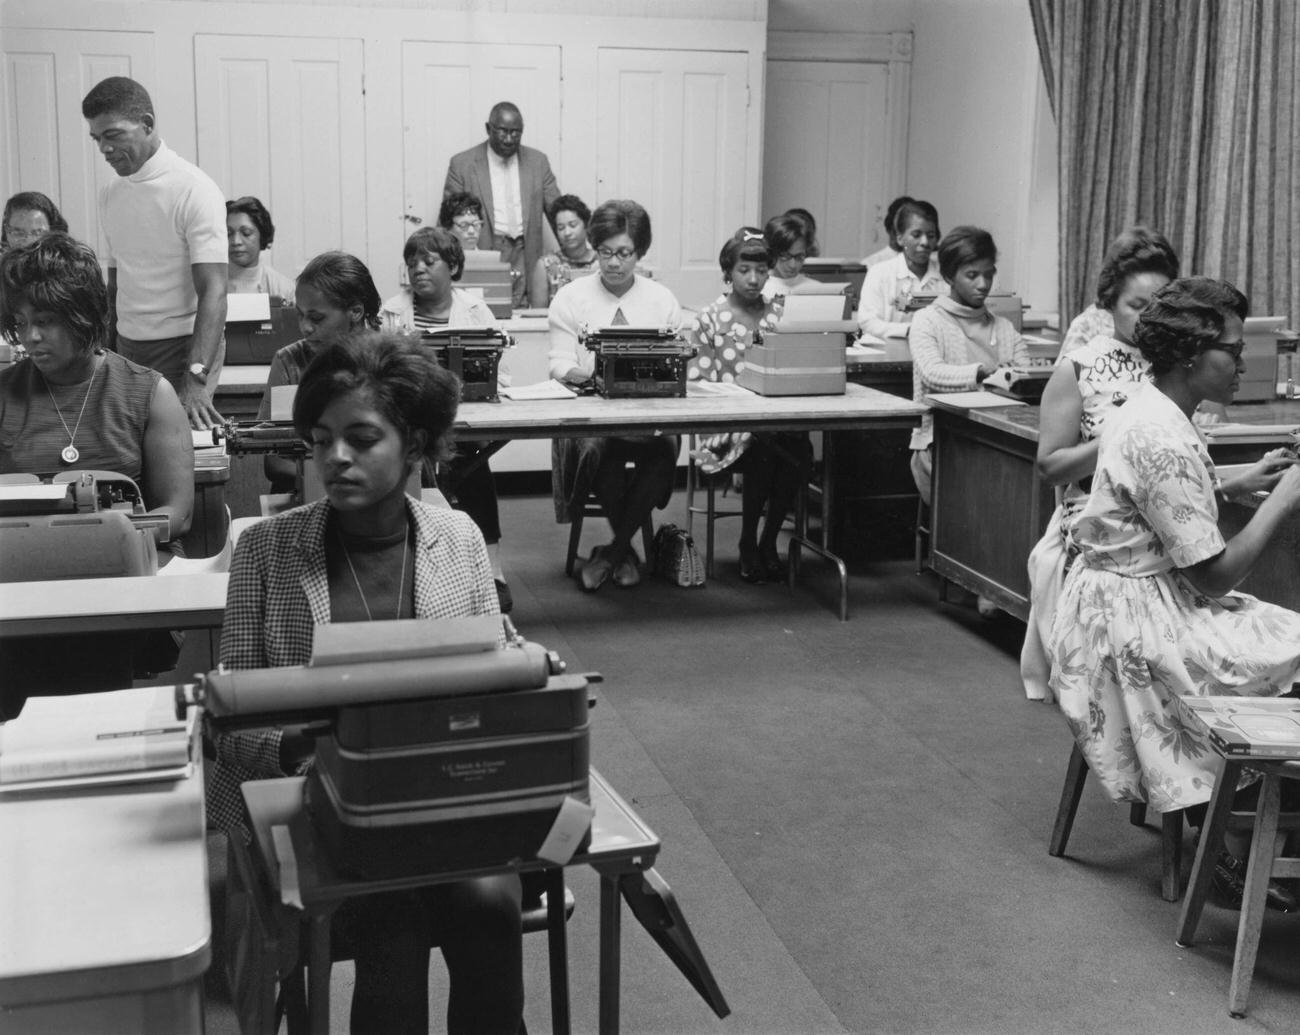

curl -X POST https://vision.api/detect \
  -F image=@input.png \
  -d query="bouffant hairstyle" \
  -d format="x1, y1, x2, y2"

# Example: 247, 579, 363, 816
880, 196, 914, 252
893, 199, 941, 242
937, 226, 997, 281
293, 332, 461, 464
3, 192, 69, 248
81, 76, 154, 123
295, 252, 382, 330
1131, 277, 1249, 376
0, 232, 109, 352
546, 194, 592, 233
1094, 226, 1181, 311
588, 200, 652, 256
403, 226, 465, 282
438, 192, 485, 230
719, 227, 773, 279
763, 213, 809, 259
782, 208, 820, 258
226, 196, 276, 249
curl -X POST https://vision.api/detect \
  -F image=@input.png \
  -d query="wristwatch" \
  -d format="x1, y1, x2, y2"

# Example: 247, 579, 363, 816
188, 362, 210, 383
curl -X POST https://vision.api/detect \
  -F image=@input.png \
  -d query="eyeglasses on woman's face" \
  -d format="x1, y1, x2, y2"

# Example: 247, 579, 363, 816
452, 217, 482, 233
597, 246, 636, 263
1205, 340, 1246, 362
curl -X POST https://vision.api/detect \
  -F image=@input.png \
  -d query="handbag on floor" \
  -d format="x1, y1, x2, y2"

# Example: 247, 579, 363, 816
651, 524, 706, 588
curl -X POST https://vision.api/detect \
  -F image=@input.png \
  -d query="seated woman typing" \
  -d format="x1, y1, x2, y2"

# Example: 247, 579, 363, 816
688, 227, 810, 583
530, 193, 599, 307
855, 198, 944, 340
548, 199, 682, 591
210, 333, 524, 1034
761, 213, 814, 300
1049, 278, 1300, 900
0, 232, 193, 703
225, 196, 295, 302
1020, 226, 1180, 700
907, 225, 1028, 506
258, 251, 382, 493
380, 227, 512, 610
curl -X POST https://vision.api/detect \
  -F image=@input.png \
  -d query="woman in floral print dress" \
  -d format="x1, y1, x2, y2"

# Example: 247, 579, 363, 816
1049, 278, 1300, 813
688, 227, 811, 583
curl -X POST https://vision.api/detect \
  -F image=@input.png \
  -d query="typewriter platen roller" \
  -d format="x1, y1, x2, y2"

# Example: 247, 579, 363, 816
581, 326, 696, 398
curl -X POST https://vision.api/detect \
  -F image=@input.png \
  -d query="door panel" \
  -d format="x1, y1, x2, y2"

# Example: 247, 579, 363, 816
0, 29, 154, 259
596, 48, 749, 306
195, 35, 366, 279
762, 61, 891, 261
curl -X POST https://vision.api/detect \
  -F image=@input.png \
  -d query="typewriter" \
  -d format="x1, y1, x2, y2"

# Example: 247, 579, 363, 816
178, 615, 593, 878
581, 326, 696, 398
981, 366, 1053, 403
419, 326, 512, 402
0, 471, 168, 580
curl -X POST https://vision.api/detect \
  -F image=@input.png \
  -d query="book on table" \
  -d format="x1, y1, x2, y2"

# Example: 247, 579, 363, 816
1177, 695, 1300, 759
0, 685, 195, 789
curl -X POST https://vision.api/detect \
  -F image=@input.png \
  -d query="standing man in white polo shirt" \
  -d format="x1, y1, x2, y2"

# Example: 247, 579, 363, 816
82, 76, 228, 429
443, 101, 560, 309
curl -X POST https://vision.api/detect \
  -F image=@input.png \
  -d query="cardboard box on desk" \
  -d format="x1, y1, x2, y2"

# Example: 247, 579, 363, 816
738, 322, 852, 396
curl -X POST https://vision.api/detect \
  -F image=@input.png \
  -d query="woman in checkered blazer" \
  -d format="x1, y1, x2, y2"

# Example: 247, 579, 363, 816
210, 333, 524, 1034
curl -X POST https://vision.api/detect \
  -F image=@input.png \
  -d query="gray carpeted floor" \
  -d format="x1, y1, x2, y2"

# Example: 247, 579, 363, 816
206, 493, 1300, 1034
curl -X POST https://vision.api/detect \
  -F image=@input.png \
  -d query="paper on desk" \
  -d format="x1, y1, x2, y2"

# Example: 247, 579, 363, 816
1205, 423, 1300, 439
1022, 334, 1057, 346
925, 391, 1027, 408
686, 380, 751, 397
498, 379, 576, 401
847, 344, 886, 358
536, 795, 595, 865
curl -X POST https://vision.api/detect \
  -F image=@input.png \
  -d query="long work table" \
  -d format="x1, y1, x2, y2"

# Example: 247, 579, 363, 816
927, 395, 1300, 620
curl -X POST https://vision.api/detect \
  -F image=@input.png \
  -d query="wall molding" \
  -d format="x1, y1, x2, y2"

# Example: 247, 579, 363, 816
766, 30, 911, 65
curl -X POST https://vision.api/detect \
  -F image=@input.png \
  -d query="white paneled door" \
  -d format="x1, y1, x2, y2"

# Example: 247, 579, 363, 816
401, 42, 562, 240
0, 29, 154, 261
762, 61, 891, 262
194, 35, 366, 280
595, 48, 749, 306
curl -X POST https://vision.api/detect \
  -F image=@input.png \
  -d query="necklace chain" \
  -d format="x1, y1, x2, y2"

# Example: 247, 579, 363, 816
41, 355, 101, 462
337, 524, 409, 622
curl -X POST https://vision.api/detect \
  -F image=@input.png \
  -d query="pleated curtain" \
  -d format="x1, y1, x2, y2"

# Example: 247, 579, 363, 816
1029, 0, 1300, 327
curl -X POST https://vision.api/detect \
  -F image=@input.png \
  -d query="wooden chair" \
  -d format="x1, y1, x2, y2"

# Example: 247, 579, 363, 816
1176, 759, 1300, 1018
1049, 742, 1187, 901
685, 435, 743, 577
564, 463, 656, 577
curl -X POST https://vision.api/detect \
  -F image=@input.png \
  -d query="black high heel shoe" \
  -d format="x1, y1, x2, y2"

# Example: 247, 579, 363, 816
758, 543, 787, 581
738, 543, 766, 584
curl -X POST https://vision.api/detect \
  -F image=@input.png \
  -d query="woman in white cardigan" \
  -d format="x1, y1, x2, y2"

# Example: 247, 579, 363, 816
548, 199, 683, 591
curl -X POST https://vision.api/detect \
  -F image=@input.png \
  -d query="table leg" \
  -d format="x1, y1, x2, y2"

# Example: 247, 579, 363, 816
1177, 758, 1240, 946
544, 867, 571, 1035
782, 434, 850, 621
307, 912, 332, 1035
598, 871, 623, 1035
1229, 774, 1281, 1018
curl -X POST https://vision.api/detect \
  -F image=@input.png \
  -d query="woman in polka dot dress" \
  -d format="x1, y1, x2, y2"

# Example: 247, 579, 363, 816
688, 228, 812, 583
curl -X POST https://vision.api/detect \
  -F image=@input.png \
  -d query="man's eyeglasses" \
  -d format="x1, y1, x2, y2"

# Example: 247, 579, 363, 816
597, 247, 637, 263
488, 126, 523, 139
3, 227, 44, 244
1207, 340, 1246, 362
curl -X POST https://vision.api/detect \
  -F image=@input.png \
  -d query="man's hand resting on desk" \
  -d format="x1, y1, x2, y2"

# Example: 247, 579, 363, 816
180, 379, 224, 431
1221, 449, 1300, 498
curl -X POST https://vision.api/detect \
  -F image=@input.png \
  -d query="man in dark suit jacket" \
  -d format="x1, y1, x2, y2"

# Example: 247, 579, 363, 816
443, 101, 560, 308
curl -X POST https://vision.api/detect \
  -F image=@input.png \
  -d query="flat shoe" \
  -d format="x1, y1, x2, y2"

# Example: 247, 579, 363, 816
1210, 849, 1299, 913
580, 547, 612, 592
612, 550, 641, 588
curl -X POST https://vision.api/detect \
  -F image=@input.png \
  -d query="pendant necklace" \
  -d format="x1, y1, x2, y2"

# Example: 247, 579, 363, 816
337, 523, 409, 621
42, 355, 102, 465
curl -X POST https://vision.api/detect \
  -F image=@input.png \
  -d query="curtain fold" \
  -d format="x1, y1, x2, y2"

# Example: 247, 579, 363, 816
1028, 0, 1300, 327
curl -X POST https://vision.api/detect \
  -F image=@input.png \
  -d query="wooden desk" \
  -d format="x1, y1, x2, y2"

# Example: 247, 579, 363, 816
0, 693, 209, 1033
926, 396, 1300, 619
0, 573, 228, 639
242, 768, 725, 1035
456, 384, 924, 619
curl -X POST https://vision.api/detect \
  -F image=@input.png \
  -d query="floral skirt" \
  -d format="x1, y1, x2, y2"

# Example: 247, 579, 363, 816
1048, 563, 1300, 811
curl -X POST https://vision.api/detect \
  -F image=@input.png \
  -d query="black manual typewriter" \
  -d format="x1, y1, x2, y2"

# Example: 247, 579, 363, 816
581, 326, 696, 398
420, 327, 512, 402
